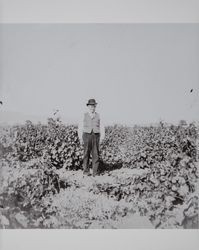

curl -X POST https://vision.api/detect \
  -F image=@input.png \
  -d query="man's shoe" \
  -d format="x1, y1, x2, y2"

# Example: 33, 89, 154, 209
83, 172, 91, 176
92, 173, 99, 177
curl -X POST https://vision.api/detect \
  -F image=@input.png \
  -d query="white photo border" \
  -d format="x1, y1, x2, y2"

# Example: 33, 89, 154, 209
0, 1, 198, 250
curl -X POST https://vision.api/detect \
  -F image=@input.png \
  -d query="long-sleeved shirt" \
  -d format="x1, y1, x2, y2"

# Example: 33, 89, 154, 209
78, 111, 105, 142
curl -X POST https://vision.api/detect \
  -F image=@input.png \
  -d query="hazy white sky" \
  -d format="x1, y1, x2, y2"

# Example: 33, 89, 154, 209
0, 24, 199, 125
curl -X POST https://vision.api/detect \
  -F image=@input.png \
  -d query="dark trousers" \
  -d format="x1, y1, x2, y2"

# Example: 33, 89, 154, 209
82, 131, 100, 175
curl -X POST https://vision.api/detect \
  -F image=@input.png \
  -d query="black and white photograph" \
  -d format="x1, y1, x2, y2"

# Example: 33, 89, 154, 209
0, 22, 198, 230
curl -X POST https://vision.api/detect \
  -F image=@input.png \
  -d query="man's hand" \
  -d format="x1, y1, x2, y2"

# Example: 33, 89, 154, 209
79, 138, 83, 145
100, 137, 105, 144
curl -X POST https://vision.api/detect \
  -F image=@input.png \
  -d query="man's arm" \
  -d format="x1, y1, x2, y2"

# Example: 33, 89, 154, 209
77, 114, 84, 143
100, 116, 106, 142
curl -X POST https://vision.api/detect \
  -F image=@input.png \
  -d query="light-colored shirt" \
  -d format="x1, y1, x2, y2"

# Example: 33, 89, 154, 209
78, 111, 105, 141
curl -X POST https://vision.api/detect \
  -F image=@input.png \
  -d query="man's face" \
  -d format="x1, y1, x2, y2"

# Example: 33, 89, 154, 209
88, 104, 96, 113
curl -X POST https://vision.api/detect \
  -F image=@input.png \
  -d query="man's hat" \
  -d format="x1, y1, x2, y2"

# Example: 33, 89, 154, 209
86, 98, 97, 106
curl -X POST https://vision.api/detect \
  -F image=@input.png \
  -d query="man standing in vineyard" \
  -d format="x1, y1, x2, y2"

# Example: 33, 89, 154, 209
78, 98, 105, 177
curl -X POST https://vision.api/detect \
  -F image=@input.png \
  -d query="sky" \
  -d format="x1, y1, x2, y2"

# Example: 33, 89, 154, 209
0, 24, 199, 125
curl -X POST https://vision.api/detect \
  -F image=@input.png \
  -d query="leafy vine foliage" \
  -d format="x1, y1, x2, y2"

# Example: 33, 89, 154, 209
0, 118, 198, 228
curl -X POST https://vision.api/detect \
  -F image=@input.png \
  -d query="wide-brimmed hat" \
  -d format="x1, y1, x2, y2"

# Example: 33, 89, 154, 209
86, 99, 97, 106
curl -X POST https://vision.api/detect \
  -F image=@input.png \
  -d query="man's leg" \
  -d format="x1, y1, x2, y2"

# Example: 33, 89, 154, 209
92, 132, 100, 176
82, 132, 91, 174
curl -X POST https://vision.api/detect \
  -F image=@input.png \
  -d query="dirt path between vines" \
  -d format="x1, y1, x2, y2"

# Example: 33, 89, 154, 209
50, 168, 155, 229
